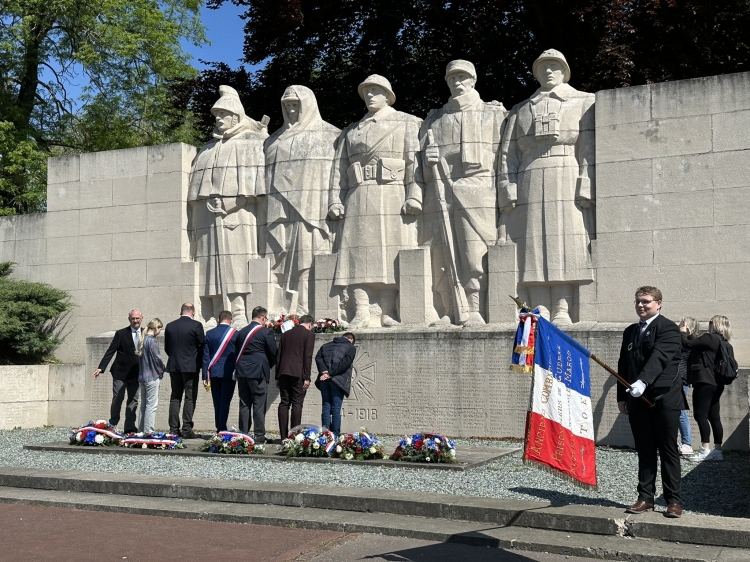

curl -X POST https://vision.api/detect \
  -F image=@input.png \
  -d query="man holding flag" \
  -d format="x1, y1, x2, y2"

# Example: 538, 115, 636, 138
617, 286, 684, 518
202, 310, 237, 433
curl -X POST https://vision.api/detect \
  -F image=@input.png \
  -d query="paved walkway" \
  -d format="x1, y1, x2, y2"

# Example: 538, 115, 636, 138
1, 504, 595, 562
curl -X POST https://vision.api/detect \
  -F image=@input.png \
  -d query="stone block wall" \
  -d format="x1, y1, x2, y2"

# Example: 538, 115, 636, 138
0, 144, 198, 364
593, 72, 750, 364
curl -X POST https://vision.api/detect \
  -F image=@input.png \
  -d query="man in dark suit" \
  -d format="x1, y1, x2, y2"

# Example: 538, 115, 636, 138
165, 302, 205, 438
276, 314, 316, 438
202, 310, 237, 432
233, 306, 277, 443
617, 285, 684, 518
93, 308, 143, 433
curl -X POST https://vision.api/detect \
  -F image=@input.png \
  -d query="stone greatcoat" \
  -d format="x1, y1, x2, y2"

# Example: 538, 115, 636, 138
188, 117, 268, 297
264, 86, 340, 278
330, 106, 422, 287
419, 89, 506, 293
499, 82, 595, 284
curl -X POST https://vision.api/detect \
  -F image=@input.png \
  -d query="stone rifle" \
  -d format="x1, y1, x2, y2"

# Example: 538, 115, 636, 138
428, 130, 470, 324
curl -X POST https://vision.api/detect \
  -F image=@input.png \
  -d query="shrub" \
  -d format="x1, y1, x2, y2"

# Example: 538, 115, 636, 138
0, 262, 72, 364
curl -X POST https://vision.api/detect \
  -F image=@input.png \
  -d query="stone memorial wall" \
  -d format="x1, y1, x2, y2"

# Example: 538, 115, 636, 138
1, 51, 749, 446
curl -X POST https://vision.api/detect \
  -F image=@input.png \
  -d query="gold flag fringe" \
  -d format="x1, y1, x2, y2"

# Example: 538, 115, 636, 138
514, 345, 535, 354
522, 456, 598, 491
509, 364, 533, 373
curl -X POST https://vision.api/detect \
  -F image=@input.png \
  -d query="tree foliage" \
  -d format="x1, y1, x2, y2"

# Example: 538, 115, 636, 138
0, 262, 72, 364
185, 0, 750, 131
0, 0, 208, 215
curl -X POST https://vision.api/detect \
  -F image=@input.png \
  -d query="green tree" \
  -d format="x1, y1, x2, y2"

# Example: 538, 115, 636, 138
0, 0, 208, 214
0, 262, 72, 364
188, 0, 750, 130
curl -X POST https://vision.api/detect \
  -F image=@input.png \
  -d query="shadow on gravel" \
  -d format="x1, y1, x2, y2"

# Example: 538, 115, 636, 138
362, 536, 550, 561
681, 450, 750, 518
508, 487, 623, 508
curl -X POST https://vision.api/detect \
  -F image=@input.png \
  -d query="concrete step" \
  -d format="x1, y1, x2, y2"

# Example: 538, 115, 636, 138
1, 467, 748, 551
0, 486, 747, 562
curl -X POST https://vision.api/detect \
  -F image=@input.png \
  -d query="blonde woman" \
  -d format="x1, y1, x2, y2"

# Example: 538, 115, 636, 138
680, 315, 732, 461
677, 316, 699, 455
135, 318, 165, 434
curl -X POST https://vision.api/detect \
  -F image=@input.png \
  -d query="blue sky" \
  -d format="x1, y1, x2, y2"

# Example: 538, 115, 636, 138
183, 3, 251, 70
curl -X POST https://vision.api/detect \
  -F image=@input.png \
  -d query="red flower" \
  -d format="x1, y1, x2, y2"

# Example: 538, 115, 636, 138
437, 451, 442, 456
396, 451, 403, 456
303, 439, 310, 447
415, 440, 423, 450
356, 447, 362, 454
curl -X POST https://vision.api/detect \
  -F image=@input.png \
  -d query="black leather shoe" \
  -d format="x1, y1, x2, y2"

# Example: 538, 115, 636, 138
665, 503, 682, 518
181, 431, 198, 439
625, 500, 654, 514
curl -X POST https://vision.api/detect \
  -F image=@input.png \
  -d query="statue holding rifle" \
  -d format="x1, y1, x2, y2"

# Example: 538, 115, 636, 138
420, 60, 506, 327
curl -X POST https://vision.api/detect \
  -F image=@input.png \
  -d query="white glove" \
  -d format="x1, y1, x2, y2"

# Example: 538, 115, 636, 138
628, 380, 647, 398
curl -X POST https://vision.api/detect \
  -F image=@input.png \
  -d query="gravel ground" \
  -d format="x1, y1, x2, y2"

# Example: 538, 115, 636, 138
1, 428, 747, 518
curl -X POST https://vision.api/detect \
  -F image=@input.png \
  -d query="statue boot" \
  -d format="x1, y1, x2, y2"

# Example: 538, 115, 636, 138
462, 290, 486, 328
348, 286, 371, 328
379, 287, 400, 327
551, 285, 574, 327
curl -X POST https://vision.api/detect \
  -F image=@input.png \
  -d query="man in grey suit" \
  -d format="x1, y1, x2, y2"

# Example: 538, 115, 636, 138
165, 302, 205, 438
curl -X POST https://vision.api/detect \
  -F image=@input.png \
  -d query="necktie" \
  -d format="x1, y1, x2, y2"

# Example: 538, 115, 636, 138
639, 320, 647, 332
133, 329, 139, 348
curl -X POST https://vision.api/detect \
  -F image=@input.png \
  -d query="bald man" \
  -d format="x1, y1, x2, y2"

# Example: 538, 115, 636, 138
93, 308, 143, 433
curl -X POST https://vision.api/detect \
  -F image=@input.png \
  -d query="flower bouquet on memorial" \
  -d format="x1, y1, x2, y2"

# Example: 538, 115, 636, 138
69, 420, 123, 446
266, 314, 299, 334
120, 431, 185, 450
332, 430, 385, 461
200, 431, 265, 454
313, 318, 344, 334
279, 424, 335, 457
390, 432, 457, 463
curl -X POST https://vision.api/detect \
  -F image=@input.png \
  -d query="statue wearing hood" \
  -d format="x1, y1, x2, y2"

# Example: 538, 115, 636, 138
498, 50, 595, 326
188, 85, 269, 327
264, 85, 341, 316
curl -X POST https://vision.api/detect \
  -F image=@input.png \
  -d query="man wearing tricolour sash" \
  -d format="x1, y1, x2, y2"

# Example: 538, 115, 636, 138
232, 306, 277, 443
202, 310, 238, 432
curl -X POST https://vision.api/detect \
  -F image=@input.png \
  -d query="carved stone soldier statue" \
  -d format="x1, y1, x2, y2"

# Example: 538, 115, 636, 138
499, 49, 595, 325
329, 75, 422, 327
265, 85, 340, 315
188, 85, 268, 327
420, 60, 507, 327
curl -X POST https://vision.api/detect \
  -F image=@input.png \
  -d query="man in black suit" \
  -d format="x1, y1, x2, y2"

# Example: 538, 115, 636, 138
233, 306, 277, 443
165, 302, 206, 438
93, 308, 143, 433
617, 286, 684, 518
275, 315, 315, 439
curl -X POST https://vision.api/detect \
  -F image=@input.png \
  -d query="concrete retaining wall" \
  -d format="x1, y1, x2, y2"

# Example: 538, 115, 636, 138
0, 364, 85, 429
85, 330, 749, 451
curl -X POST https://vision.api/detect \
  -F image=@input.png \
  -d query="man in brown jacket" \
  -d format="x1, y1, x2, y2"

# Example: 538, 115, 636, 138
276, 314, 316, 439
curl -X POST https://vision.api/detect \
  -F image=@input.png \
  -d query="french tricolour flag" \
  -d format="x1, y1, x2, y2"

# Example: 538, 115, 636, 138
512, 309, 597, 488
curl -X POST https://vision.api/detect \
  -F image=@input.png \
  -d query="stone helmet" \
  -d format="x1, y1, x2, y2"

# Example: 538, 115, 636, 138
357, 74, 396, 106
445, 60, 477, 81
532, 49, 571, 84
211, 85, 247, 120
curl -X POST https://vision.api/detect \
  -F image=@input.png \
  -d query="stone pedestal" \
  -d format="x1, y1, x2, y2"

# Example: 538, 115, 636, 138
488, 243, 518, 323
248, 258, 272, 314
398, 248, 437, 325
312, 253, 340, 320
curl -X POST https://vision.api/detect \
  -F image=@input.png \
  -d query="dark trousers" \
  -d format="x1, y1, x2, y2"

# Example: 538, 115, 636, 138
210, 377, 236, 432
169, 371, 199, 434
110, 378, 139, 433
237, 378, 267, 442
277, 375, 307, 439
693, 382, 725, 444
628, 401, 682, 505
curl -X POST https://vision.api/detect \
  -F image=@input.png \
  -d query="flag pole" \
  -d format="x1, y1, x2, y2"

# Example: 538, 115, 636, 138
509, 296, 654, 408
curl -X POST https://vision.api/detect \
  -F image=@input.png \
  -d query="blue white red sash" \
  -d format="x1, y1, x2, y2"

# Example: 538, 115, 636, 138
236, 324, 264, 360
206, 326, 236, 382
